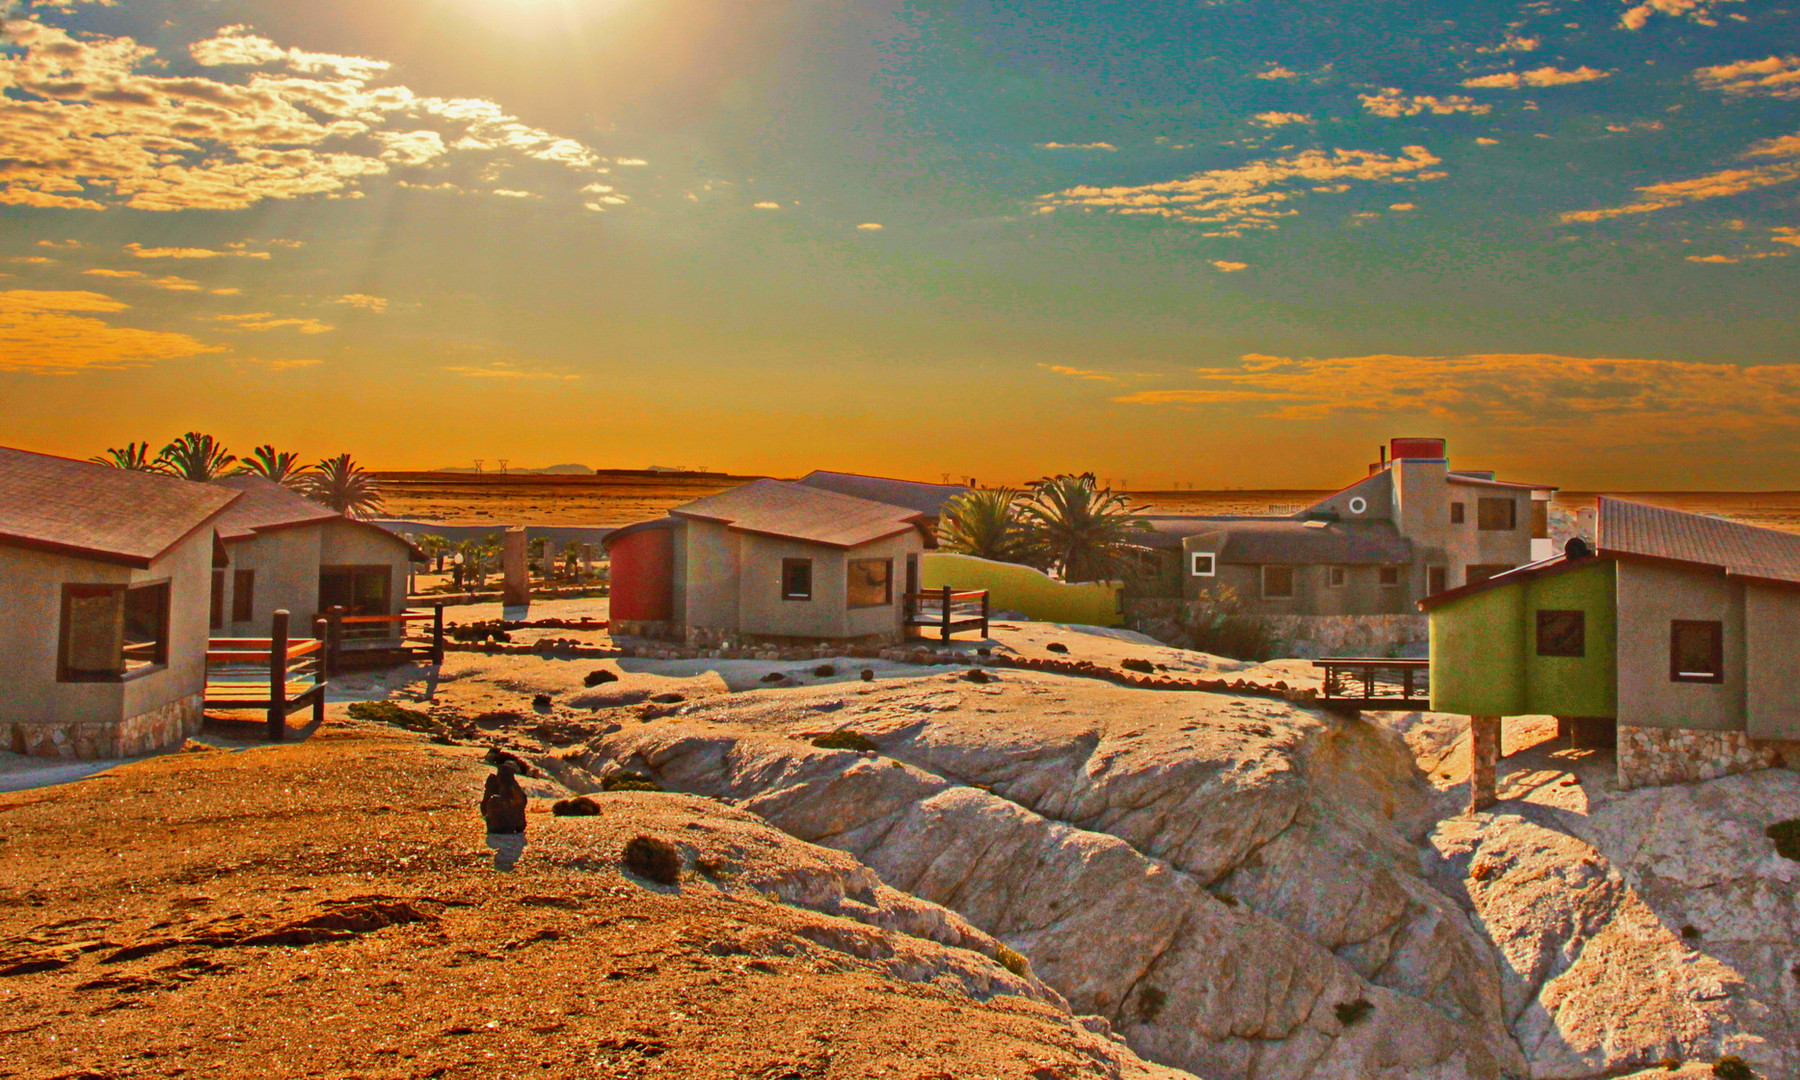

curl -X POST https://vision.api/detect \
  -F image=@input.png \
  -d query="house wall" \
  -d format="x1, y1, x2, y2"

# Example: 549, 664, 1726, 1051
920, 552, 1122, 626
1745, 583, 1800, 740
1190, 558, 1412, 615
680, 518, 743, 635
1429, 581, 1527, 716
320, 520, 414, 637
0, 529, 213, 758
1521, 560, 1617, 718
1614, 559, 1746, 732
735, 531, 918, 640
1310, 469, 1394, 521
221, 525, 320, 637
607, 525, 675, 622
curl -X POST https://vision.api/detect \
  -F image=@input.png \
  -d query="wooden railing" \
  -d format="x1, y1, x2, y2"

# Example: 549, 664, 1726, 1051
904, 586, 990, 642
205, 610, 327, 739
1312, 657, 1430, 708
318, 605, 446, 667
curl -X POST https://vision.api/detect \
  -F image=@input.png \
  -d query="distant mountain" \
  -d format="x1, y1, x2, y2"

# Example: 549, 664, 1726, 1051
424, 464, 593, 475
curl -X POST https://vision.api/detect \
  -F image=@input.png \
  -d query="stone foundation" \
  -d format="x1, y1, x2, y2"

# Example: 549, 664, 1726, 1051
7, 692, 204, 761
1617, 724, 1800, 790
1126, 601, 1426, 659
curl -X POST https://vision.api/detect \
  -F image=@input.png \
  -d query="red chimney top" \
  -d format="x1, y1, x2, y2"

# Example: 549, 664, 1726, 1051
1390, 437, 1446, 462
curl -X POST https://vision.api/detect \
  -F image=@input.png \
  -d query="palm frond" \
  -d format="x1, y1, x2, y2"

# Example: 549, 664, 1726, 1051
89, 442, 171, 473
156, 432, 237, 482
300, 453, 386, 518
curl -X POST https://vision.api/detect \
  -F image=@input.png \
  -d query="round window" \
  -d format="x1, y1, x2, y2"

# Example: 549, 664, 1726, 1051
1348, 496, 1367, 514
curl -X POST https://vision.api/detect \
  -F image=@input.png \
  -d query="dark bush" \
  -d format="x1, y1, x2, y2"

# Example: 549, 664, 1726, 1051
649, 692, 684, 704
761, 672, 787, 683
860, 669, 875, 682
1681, 924, 1702, 940
346, 700, 438, 733
995, 944, 1031, 979
1045, 642, 1069, 654
1135, 985, 1165, 1022
964, 668, 991, 683
584, 669, 619, 687
531, 693, 552, 710
552, 796, 600, 816
1121, 658, 1155, 674
1181, 584, 1279, 662
812, 664, 836, 677
602, 771, 662, 792
811, 730, 878, 752
1714, 1055, 1755, 1080
1767, 819, 1800, 861
1334, 998, 1373, 1027
622, 835, 681, 885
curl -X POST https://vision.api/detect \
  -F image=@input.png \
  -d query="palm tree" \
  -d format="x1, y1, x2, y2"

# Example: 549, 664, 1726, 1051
938, 488, 1032, 563
415, 534, 451, 574
90, 442, 171, 473
301, 453, 385, 518
235, 444, 311, 489
1017, 473, 1150, 583
156, 432, 237, 481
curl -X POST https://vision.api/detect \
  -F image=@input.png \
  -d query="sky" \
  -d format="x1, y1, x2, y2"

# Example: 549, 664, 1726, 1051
1, 0, 1797, 490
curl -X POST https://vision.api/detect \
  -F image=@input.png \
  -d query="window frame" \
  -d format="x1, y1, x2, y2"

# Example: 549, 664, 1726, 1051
1669, 620, 1725, 684
1261, 565, 1295, 599
1535, 609, 1586, 658
1325, 565, 1346, 589
1377, 564, 1401, 587
1190, 552, 1216, 577
780, 558, 814, 602
845, 557, 893, 609
1477, 497, 1517, 532
58, 579, 170, 683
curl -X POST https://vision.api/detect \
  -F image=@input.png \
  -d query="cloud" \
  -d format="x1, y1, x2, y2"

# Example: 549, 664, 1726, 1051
126, 244, 270, 260
81, 268, 203, 290
1256, 65, 1300, 80
1476, 137, 1501, 145
229, 356, 322, 371
0, 17, 633, 212
334, 293, 387, 312
1773, 227, 1800, 247
1463, 66, 1611, 89
1389, 202, 1417, 210
1359, 89, 1491, 117
1211, 260, 1248, 271
0, 289, 224, 371
1685, 254, 1739, 262
856, 222, 884, 230
752, 201, 781, 209
1109, 352, 1800, 444
442, 362, 577, 380
1620, 0, 1744, 30
1039, 363, 1119, 381
1562, 129, 1800, 221
1476, 34, 1541, 53
1036, 142, 1118, 151
1250, 112, 1312, 127
1695, 55, 1800, 100
1037, 145, 1445, 230
205, 312, 334, 334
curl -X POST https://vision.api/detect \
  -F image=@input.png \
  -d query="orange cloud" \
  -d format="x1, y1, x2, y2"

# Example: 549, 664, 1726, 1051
1036, 142, 1119, 151
205, 313, 335, 334
126, 244, 271, 260
334, 293, 388, 312
1359, 89, 1490, 117
0, 290, 224, 372
1211, 260, 1248, 271
1463, 66, 1611, 89
1620, 0, 1743, 30
1562, 130, 1800, 221
1250, 112, 1312, 127
442, 363, 578, 380
1695, 55, 1800, 99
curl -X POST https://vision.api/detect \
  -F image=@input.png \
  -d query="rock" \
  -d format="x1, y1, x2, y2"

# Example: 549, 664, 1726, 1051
1121, 658, 1155, 674
860, 669, 875, 682
1046, 642, 1069, 654
761, 672, 787, 684
583, 669, 619, 687
531, 693, 553, 710
812, 664, 836, 677
963, 669, 991, 684
650, 693, 685, 705
552, 796, 601, 816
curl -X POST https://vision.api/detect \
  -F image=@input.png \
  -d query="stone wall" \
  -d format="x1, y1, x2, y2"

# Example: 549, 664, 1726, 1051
8, 692, 203, 761
681, 624, 901, 652
1126, 599, 1427, 659
1617, 724, 1800, 790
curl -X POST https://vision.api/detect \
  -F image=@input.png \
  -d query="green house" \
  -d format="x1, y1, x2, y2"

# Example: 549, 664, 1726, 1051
1420, 497, 1800, 791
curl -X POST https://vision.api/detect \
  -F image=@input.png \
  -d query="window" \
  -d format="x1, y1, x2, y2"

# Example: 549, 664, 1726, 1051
59, 581, 169, 682
1450, 502, 1465, 525
1378, 565, 1401, 587
320, 566, 391, 641
846, 558, 892, 608
1428, 567, 1447, 595
781, 558, 813, 601
1326, 565, 1346, 588
1536, 610, 1586, 657
1261, 565, 1294, 599
1477, 497, 1516, 531
1670, 620, 1724, 683
1190, 552, 1216, 577
210, 570, 225, 630
232, 569, 255, 623
1466, 564, 1513, 585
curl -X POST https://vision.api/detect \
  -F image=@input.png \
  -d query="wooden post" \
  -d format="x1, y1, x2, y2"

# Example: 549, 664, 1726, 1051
431, 604, 446, 664
327, 605, 345, 670
980, 590, 989, 639
268, 609, 289, 742
1469, 715, 1501, 813
1403, 666, 1414, 701
940, 585, 953, 642
313, 617, 330, 680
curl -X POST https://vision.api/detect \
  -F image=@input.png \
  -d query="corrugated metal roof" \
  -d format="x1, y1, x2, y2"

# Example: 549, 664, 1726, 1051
211, 475, 341, 540
1194, 519, 1413, 565
0, 446, 239, 567
1601, 496, 1800, 584
795, 471, 969, 517
1132, 515, 1298, 550
672, 478, 925, 548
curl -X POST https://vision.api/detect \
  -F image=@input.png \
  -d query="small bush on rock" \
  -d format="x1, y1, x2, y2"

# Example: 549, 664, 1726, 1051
860, 669, 875, 682
1767, 819, 1800, 861
995, 944, 1030, 979
812, 730, 878, 753
346, 700, 438, 733
623, 835, 681, 885
1334, 998, 1373, 1027
812, 664, 836, 677
963, 668, 991, 684
1121, 658, 1155, 674
1714, 1055, 1755, 1080
1681, 924, 1702, 940
761, 672, 787, 683
531, 693, 552, 709
584, 669, 619, 687
602, 771, 662, 793
1135, 985, 1165, 1022
552, 796, 601, 816
1045, 642, 1069, 654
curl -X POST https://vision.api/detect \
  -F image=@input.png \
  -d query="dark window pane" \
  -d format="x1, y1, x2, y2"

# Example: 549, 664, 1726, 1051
1536, 609, 1585, 657
1428, 567, 1447, 595
232, 569, 255, 623
782, 558, 813, 601
1450, 503, 1465, 524
1262, 566, 1294, 598
1477, 498, 1516, 531
1670, 620, 1724, 682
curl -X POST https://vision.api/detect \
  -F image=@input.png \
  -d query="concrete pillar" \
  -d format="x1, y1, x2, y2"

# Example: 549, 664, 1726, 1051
1469, 715, 1501, 813
501, 526, 529, 607
541, 538, 560, 581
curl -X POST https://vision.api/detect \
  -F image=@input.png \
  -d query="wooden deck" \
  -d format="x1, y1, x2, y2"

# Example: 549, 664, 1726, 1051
904, 587, 990, 642
204, 610, 326, 739
1312, 657, 1431, 710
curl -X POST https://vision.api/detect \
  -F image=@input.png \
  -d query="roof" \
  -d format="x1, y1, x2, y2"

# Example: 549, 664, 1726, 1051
1416, 549, 1600, 611
794, 471, 969, 518
0, 446, 240, 568
601, 517, 675, 550
671, 478, 926, 548
1131, 515, 1298, 551
1186, 519, 1413, 565
211, 475, 341, 540
1599, 496, 1800, 585
1447, 474, 1558, 492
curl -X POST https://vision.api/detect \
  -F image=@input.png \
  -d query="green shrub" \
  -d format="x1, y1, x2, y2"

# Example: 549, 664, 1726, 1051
602, 771, 662, 793
346, 700, 438, 733
622, 835, 681, 885
1334, 998, 1373, 1027
1136, 985, 1165, 1022
811, 730, 878, 753
1767, 819, 1800, 861
1181, 585, 1279, 662
994, 944, 1030, 979
1714, 1055, 1755, 1080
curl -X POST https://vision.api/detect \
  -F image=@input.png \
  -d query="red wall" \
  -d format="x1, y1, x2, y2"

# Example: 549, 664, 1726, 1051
608, 526, 674, 622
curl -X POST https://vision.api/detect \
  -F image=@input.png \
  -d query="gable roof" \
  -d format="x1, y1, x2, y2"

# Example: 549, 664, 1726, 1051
1600, 496, 1800, 586
211, 474, 341, 540
1416, 549, 1601, 611
794, 470, 969, 518
1187, 519, 1413, 565
0, 446, 239, 568
671, 478, 925, 548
